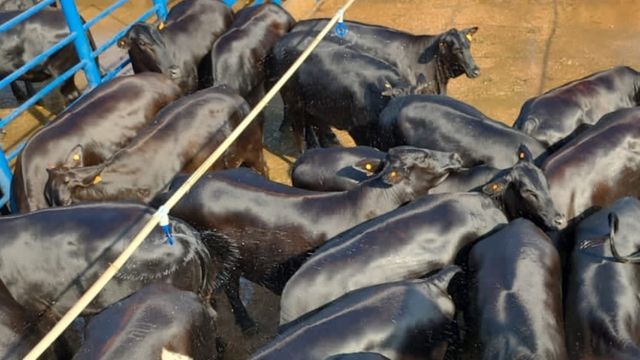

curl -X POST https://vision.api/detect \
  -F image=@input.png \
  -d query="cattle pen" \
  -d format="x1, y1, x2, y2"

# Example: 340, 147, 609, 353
1, 0, 640, 359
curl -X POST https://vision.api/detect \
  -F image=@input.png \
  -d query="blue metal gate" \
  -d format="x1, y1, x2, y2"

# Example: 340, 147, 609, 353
0, 0, 280, 210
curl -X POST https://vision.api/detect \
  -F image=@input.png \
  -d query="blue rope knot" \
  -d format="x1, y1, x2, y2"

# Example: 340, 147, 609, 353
335, 8, 348, 38
157, 206, 174, 246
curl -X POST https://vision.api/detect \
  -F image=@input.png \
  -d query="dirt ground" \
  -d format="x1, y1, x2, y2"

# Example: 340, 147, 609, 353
2, 0, 640, 359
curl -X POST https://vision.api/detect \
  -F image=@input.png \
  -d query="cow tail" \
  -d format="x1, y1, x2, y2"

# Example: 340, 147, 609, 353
199, 229, 241, 290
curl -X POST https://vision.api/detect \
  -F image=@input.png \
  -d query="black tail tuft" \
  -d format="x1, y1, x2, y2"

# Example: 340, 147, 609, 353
199, 229, 241, 290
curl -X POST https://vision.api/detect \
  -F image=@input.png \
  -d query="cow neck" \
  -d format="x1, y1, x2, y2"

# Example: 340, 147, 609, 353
343, 176, 410, 216
434, 54, 454, 95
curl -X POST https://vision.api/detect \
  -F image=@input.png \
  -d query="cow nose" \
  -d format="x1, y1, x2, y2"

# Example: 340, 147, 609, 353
553, 215, 567, 229
470, 67, 480, 78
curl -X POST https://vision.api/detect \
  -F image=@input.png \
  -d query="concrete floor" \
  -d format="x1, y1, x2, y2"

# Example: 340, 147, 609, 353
3, 0, 640, 359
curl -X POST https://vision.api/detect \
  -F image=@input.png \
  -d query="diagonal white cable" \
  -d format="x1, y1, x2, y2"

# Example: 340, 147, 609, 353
24, 0, 356, 358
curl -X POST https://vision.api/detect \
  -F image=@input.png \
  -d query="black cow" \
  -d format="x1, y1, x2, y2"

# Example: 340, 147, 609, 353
513, 66, 640, 148
325, 354, 390, 360
464, 219, 568, 360
119, 0, 232, 93
158, 146, 463, 331
45, 85, 266, 207
565, 197, 640, 359
542, 107, 640, 222
252, 266, 461, 360
0, 278, 57, 360
0, 8, 97, 104
11, 73, 182, 213
74, 283, 219, 360
291, 146, 385, 191
269, 20, 480, 95
280, 146, 564, 324
377, 94, 546, 168
210, 3, 294, 107
0, 202, 227, 319
291, 145, 499, 193
282, 44, 429, 150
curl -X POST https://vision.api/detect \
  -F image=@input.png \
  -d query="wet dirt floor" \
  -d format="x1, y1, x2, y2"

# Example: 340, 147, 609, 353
2, 0, 640, 359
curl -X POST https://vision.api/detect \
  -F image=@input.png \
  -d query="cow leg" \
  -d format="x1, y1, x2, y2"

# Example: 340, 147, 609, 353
24, 81, 36, 98
223, 272, 256, 332
317, 124, 341, 147
9, 82, 28, 103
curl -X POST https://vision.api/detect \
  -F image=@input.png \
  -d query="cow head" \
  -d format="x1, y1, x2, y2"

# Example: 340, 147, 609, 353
357, 146, 462, 202
437, 27, 480, 79
381, 73, 431, 97
118, 23, 192, 93
482, 144, 566, 231
45, 164, 104, 207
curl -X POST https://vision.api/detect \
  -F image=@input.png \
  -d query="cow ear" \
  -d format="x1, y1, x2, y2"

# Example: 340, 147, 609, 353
79, 167, 104, 186
482, 178, 507, 196
462, 26, 479, 35
517, 144, 533, 162
382, 168, 404, 185
353, 159, 383, 175
64, 145, 84, 168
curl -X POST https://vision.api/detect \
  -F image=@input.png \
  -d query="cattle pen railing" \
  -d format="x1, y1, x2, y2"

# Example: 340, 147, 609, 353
24, 0, 356, 358
0, 0, 281, 211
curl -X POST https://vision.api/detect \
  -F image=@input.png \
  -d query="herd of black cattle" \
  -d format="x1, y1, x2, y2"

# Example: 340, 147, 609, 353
1, 0, 640, 359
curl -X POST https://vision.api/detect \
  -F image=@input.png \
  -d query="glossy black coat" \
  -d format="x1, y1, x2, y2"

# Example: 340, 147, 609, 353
280, 192, 507, 325
252, 266, 461, 360
465, 219, 568, 360
45, 85, 266, 206
160, 146, 462, 331
210, 4, 294, 107
378, 94, 546, 168
0, 8, 96, 103
119, 0, 232, 93
565, 197, 640, 359
73, 284, 218, 360
542, 107, 640, 222
513, 66, 640, 148
324, 354, 390, 360
290, 145, 498, 193
0, 203, 218, 318
11, 73, 182, 213
280, 154, 563, 324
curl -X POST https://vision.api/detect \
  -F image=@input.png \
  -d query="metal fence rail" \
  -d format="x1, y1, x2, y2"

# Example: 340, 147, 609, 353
0, 0, 280, 210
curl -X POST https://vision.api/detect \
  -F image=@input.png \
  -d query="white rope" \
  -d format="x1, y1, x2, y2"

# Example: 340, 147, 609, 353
23, 0, 357, 358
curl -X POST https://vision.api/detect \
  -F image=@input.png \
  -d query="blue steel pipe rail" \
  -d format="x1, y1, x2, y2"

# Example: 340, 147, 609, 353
0, 0, 281, 210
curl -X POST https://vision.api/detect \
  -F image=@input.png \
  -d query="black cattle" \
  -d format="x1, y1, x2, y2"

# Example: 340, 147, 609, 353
283, 44, 428, 149
119, 0, 232, 93
0, 203, 227, 319
0, 8, 96, 104
252, 266, 460, 360
377, 94, 546, 168
74, 283, 218, 360
542, 107, 640, 222
269, 20, 480, 95
45, 85, 266, 207
0, 278, 57, 360
513, 66, 640, 148
158, 146, 462, 331
291, 145, 499, 193
465, 219, 567, 359
291, 146, 385, 191
11, 73, 182, 213
565, 197, 640, 359
280, 147, 564, 324
210, 3, 294, 107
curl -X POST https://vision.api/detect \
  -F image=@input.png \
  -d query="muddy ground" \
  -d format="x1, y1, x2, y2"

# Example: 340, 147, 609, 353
2, 0, 640, 359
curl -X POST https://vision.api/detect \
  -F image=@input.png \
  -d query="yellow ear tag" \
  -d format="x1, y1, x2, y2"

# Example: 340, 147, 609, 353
365, 163, 373, 171
158, 21, 166, 30
491, 183, 499, 191
466, 33, 473, 42
518, 152, 525, 160
384, 82, 392, 89
118, 39, 126, 47
92, 175, 102, 185
72, 154, 80, 162
390, 171, 398, 178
